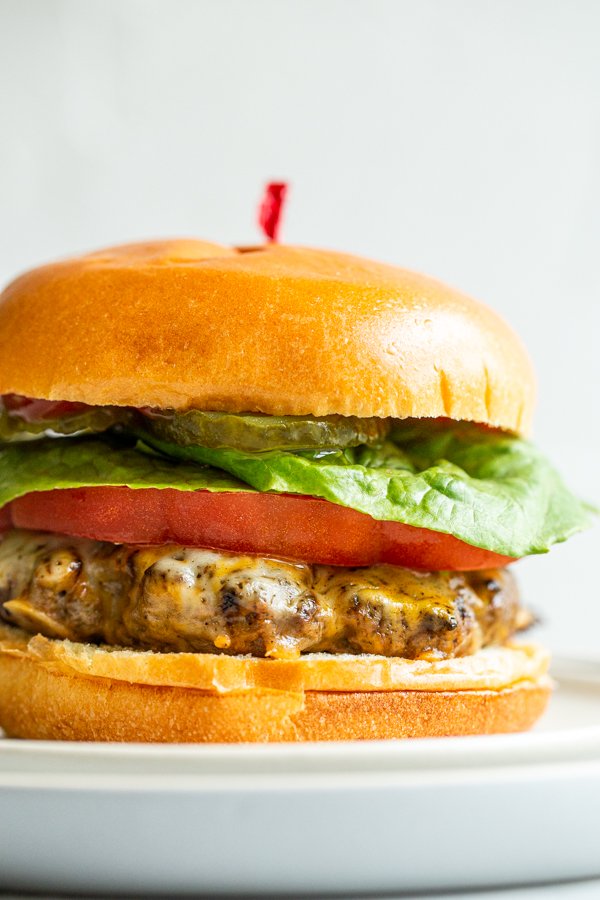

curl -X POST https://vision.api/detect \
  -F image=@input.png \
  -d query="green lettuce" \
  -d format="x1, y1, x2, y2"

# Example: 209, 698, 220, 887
0, 439, 249, 499
0, 420, 590, 559
138, 420, 591, 557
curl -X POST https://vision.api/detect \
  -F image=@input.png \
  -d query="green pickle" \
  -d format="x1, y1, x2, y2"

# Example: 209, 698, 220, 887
143, 409, 390, 452
0, 401, 389, 452
0, 407, 129, 443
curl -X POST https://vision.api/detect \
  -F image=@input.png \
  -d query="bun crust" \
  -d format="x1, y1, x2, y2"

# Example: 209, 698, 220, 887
0, 623, 550, 741
0, 240, 535, 434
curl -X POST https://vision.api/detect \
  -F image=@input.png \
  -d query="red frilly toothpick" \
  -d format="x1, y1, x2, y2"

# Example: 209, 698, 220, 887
258, 182, 288, 243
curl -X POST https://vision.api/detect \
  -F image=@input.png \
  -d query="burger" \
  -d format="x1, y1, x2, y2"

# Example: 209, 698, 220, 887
0, 238, 590, 742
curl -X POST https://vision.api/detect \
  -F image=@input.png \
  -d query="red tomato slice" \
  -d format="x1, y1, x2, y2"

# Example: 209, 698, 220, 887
1, 394, 90, 422
0, 504, 11, 533
7, 487, 514, 570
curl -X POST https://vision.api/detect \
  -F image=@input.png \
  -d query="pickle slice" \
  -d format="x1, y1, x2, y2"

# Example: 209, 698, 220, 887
0, 398, 388, 452
0, 407, 128, 443
143, 410, 390, 452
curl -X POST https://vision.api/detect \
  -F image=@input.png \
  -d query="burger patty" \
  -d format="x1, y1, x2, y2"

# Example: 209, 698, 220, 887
0, 530, 528, 660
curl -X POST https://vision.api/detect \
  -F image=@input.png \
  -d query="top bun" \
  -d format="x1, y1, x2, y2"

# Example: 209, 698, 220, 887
0, 240, 535, 434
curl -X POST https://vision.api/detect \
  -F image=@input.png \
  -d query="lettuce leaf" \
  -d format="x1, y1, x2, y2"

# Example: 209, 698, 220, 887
140, 421, 592, 557
0, 439, 249, 499
0, 421, 591, 558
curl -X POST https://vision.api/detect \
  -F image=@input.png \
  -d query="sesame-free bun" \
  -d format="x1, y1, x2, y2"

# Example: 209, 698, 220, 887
0, 240, 535, 434
0, 623, 550, 741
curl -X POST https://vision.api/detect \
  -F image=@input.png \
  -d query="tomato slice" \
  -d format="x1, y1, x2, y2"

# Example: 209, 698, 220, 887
1, 394, 90, 422
0, 504, 11, 533
7, 487, 514, 570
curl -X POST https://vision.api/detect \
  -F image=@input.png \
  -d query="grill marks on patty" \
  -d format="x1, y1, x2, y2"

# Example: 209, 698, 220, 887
0, 530, 527, 660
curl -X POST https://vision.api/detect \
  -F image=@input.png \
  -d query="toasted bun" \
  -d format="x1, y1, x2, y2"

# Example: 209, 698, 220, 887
0, 240, 535, 434
0, 623, 550, 741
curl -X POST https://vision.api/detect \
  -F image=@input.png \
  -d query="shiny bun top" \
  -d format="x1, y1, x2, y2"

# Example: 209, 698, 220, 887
0, 240, 535, 434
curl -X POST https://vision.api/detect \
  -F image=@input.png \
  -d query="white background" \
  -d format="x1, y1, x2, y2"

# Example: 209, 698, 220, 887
0, 0, 598, 653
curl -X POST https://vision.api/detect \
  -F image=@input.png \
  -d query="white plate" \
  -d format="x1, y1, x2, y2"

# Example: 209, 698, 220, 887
1, 656, 600, 896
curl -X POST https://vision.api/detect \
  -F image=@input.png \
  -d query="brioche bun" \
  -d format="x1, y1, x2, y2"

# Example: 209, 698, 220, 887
0, 623, 550, 741
0, 240, 535, 434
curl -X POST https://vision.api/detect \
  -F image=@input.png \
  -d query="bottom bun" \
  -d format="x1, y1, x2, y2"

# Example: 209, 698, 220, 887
0, 622, 551, 742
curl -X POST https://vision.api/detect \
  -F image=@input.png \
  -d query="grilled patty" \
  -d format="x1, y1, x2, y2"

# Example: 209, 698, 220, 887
0, 530, 527, 660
